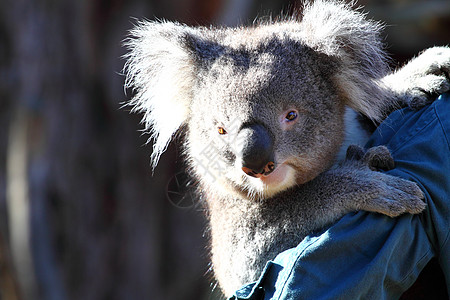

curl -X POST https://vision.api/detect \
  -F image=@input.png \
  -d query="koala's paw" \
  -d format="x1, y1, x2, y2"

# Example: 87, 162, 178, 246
403, 46, 450, 109
345, 145, 365, 161
363, 146, 394, 171
345, 145, 394, 171
342, 152, 426, 217
367, 172, 426, 217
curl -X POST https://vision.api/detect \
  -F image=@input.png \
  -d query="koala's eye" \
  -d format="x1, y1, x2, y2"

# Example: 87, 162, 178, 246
285, 111, 298, 121
218, 127, 227, 135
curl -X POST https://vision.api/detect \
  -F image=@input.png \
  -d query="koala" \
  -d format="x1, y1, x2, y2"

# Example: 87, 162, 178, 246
124, 0, 450, 296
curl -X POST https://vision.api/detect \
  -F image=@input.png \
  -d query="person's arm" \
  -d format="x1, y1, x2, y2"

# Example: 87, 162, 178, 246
231, 93, 450, 300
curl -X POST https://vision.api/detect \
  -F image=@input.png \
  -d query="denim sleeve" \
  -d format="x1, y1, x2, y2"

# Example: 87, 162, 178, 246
231, 93, 450, 300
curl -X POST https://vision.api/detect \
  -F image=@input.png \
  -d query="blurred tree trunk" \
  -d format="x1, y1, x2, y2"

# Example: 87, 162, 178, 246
0, 0, 217, 299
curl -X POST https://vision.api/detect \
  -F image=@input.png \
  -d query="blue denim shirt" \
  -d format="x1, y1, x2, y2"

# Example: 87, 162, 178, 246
231, 93, 450, 300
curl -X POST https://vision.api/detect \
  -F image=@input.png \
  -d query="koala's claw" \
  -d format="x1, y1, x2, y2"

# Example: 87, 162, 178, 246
376, 197, 426, 217
400, 47, 450, 110
345, 145, 394, 171
363, 146, 394, 171
345, 145, 365, 161
380, 177, 426, 217
343, 146, 425, 217
407, 76, 450, 109
371, 175, 426, 217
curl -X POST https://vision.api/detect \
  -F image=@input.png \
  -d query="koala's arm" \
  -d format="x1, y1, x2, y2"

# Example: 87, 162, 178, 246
299, 146, 425, 227
382, 46, 450, 111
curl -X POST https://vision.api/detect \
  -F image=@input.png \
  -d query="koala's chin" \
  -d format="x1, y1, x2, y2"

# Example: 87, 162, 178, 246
247, 165, 298, 200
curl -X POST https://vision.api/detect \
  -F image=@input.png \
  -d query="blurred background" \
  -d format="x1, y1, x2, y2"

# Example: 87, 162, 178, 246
0, 0, 449, 299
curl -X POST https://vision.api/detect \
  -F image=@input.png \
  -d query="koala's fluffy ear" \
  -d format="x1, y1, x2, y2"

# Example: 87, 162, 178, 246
124, 21, 197, 168
299, 0, 389, 121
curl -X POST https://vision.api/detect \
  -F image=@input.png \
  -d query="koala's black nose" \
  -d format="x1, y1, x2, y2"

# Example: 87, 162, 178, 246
237, 124, 275, 176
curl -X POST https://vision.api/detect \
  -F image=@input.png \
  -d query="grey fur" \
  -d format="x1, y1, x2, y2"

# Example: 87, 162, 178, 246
124, 0, 450, 295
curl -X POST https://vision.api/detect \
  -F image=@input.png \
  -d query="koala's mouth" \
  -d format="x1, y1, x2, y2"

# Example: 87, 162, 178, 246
248, 162, 296, 193
236, 161, 297, 200
259, 164, 289, 185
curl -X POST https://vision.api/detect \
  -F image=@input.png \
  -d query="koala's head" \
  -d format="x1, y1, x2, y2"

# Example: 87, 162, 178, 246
124, 0, 389, 200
